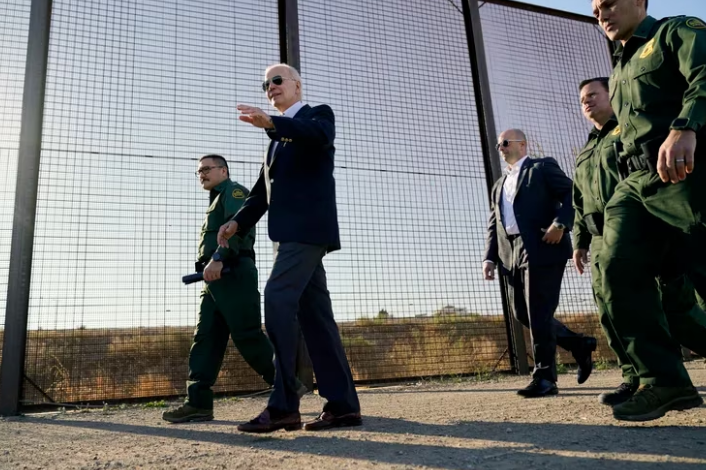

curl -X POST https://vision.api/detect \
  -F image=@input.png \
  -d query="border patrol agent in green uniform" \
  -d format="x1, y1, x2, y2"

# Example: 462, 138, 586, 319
572, 77, 706, 407
592, 0, 706, 421
162, 155, 277, 423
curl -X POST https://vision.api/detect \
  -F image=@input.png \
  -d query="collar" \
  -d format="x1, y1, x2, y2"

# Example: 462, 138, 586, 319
281, 101, 305, 118
209, 178, 231, 202
632, 15, 658, 39
613, 16, 658, 57
504, 155, 529, 175
590, 115, 618, 140
598, 116, 619, 137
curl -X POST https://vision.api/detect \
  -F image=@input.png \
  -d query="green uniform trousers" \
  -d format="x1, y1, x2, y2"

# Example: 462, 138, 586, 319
592, 236, 706, 385
600, 162, 706, 386
186, 257, 275, 409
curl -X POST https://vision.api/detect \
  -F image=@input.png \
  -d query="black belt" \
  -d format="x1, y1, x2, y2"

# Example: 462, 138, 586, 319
617, 154, 656, 179
195, 250, 255, 273
584, 213, 604, 237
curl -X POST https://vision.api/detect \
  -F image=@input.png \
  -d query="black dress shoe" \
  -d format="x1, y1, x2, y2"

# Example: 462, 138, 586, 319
517, 378, 558, 398
574, 336, 597, 385
599, 382, 638, 407
303, 411, 362, 431
237, 408, 302, 433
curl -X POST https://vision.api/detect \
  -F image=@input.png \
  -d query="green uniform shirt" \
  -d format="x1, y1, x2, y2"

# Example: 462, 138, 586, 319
609, 15, 706, 156
198, 179, 254, 262
572, 117, 622, 250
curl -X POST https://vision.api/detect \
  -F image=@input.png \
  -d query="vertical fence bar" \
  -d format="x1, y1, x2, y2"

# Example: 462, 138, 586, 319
0, 0, 52, 416
278, 0, 314, 392
462, 0, 529, 375
280, 0, 301, 72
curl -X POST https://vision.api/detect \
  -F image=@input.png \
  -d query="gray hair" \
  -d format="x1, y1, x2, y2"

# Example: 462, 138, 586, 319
265, 63, 303, 99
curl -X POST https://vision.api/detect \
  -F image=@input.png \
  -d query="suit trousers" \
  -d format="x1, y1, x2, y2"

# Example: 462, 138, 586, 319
501, 237, 573, 382
265, 242, 360, 415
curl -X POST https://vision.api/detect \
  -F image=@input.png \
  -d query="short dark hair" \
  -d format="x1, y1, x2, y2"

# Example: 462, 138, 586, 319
199, 154, 229, 176
579, 77, 609, 92
645, 0, 649, 10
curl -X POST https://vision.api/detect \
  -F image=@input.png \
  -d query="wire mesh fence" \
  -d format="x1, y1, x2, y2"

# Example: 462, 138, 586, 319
297, 0, 511, 382
0, 0, 615, 407
22, 0, 282, 404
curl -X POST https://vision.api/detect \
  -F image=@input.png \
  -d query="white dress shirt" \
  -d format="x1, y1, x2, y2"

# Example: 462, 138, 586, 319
500, 155, 529, 236
484, 155, 528, 267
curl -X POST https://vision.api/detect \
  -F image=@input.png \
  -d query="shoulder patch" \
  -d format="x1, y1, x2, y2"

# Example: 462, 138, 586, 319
686, 18, 706, 30
232, 189, 245, 199
611, 126, 621, 136
639, 38, 656, 59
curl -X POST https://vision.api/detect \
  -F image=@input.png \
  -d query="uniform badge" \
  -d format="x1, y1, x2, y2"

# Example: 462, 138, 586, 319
686, 18, 706, 30
611, 126, 621, 136
232, 189, 244, 198
639, 38, 656, 59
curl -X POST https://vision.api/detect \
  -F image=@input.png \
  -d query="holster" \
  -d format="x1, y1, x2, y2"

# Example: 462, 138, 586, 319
616, 136, 662, 180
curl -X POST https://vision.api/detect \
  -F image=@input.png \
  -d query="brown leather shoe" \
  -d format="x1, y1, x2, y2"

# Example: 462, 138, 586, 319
237, 408, 302, 433
303, 411, 362, 431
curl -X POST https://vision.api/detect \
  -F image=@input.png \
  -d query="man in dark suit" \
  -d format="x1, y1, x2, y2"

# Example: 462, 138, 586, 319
483, 129, 597, 397
217, 63, 361, 433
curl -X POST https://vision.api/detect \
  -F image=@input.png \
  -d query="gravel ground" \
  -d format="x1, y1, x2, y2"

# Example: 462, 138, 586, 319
1, 362, 705, 470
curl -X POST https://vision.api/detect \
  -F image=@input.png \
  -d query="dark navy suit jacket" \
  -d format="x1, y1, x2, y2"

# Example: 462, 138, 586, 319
233, 104, 341, 252
484, 157, 574, 268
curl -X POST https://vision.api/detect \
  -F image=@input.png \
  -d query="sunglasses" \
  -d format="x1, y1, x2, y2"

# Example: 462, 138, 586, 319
261, 75, 297, 92
496, 139, 525, 150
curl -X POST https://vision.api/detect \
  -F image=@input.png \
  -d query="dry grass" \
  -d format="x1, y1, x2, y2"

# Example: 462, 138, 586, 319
1, 312, 612, 405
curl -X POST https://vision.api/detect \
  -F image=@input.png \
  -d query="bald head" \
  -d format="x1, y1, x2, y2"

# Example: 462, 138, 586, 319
505, 129, 526, 141
497, 129, 528, 165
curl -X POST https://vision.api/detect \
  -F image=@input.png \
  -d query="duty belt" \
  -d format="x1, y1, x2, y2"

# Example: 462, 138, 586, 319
615, 133, 706, 180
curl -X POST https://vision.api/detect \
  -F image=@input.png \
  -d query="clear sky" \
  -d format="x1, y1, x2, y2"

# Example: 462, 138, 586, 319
521, 0, 706, 19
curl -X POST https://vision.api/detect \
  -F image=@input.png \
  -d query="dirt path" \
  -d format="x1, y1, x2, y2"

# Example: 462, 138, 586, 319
2, 362, 705, 470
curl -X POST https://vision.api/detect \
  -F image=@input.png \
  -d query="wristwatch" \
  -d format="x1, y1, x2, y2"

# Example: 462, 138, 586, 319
670, 118, 699, 132
552, 222, 566, 230
211, 251, 225, 263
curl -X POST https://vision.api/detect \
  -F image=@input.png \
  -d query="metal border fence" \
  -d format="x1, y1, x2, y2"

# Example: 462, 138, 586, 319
0, 0, 613, 414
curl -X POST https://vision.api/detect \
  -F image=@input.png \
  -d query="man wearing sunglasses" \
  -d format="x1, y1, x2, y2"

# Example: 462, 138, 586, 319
484, 130, 597, 398
163, 154, 281, 424
217, 64, 361, 433
572, 76, 706, 410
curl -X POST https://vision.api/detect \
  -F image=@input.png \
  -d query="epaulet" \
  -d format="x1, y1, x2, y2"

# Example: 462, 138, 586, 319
665, 15, 705, 30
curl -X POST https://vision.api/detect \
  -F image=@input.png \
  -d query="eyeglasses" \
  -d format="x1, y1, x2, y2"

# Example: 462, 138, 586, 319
262, 75, 297, 92
496, 139, 525, 150
195, 165, 224, 176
